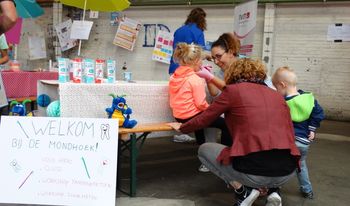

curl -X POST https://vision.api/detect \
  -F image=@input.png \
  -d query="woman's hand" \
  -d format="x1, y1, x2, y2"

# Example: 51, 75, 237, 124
167, 122, 182, 132
196, 65, 214, 82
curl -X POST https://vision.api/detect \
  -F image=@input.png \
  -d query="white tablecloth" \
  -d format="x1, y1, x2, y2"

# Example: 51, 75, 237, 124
37, 80, 217, 139
59, 81, 174, 124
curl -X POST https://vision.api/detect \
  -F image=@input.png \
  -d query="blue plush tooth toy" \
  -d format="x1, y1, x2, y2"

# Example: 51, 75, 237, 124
10, 99, 33, 116
105, 94, 137, 128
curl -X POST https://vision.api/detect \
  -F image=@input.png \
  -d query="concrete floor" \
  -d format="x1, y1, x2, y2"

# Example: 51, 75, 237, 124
117, 120, 350, 206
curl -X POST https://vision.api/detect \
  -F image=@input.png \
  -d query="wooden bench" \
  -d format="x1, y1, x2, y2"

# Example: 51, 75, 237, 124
117, 122, 175, 197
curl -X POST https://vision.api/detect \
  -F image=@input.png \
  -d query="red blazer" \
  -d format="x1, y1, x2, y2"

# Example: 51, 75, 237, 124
180, 82, 300, 165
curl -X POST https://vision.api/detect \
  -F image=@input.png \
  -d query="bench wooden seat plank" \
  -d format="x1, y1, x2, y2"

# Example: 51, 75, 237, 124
119, 122, 173, 134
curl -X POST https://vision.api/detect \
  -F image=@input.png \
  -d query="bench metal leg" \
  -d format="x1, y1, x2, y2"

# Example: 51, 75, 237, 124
117, 132, 150, 197
130, 133, 137, 197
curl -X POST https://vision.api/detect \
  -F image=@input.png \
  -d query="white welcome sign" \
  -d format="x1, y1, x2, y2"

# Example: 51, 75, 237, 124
0, 116, 119, 206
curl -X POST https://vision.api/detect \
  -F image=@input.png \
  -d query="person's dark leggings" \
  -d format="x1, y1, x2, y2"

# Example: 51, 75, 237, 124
175, 115, 232, 146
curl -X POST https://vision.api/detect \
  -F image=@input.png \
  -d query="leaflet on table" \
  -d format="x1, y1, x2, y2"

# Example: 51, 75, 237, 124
113, 17, 141, 51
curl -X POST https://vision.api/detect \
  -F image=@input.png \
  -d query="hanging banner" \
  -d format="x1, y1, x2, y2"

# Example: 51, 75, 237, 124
113, 17, 141, 51
0, 116, 119, 206
152, 30, 173, 64
234, 0, 258, 57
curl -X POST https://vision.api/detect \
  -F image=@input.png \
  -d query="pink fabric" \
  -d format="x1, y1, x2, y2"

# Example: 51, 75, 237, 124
1, 71, 58, 98
5, 18, 23, 44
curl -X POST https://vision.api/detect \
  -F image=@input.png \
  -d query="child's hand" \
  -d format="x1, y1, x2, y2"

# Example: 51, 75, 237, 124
167, 122, 182, 132
196, 65, 214, 82
308, 131, 315, 141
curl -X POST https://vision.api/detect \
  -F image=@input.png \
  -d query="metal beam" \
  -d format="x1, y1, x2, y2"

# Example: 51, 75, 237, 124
130, 0, 350, 6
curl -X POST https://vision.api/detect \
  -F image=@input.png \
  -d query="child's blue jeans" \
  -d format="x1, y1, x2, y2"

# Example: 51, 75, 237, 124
295, 141, 313, 193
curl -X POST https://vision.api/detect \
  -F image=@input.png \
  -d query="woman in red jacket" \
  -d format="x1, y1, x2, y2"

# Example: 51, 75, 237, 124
169, 58, 300, 206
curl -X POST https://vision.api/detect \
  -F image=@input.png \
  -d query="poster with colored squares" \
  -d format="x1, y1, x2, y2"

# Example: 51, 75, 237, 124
0, 116, 119, 206
152, 30, 174, 64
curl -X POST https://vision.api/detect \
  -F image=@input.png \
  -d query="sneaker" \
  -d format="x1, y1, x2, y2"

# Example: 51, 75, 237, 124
301, 191, 314, 199
198, 164, 210, 172
173, 134, 195, 143
234, 187, 260, 206
266, 192, 282, 206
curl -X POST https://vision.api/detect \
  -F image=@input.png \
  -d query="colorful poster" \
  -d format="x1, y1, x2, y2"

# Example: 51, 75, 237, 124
233, 0, 258, 57
152, 30, 173, 64
5, 18, 22, 44
113, 17, 141, 51
0, 116, 119, 206
28, 32, 47, 60
55, 19, 78, 51
110, 12, 121, 26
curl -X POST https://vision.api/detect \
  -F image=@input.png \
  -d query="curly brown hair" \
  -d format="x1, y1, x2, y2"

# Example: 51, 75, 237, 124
224, 58, 267, 84
185, 8, 207, 31
212, 33, 241, 56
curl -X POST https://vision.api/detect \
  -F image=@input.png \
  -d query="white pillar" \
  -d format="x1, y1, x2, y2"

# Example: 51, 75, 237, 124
53, 2, 63, 59
262, 3, 275, 76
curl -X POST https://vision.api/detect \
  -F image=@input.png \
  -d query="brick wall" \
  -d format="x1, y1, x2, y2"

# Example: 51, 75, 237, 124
16, 3, 350, 120
271, 3, 350, 121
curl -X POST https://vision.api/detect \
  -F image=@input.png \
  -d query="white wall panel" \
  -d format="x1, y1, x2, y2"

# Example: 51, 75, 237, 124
272, 3, 350, 120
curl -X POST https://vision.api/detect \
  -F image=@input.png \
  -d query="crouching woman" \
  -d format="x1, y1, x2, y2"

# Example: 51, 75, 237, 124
169, 58, 300, 206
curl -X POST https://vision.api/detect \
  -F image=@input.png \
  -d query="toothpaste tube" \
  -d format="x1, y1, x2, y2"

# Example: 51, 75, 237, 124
95, 59, 105, 83
57, 57, 70, 83
107, 60, 116, 83
72, 58, 82, 83
83, 58, 95, 83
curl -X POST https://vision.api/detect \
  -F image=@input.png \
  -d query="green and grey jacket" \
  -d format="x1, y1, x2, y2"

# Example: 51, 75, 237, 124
285, 90, 325, 145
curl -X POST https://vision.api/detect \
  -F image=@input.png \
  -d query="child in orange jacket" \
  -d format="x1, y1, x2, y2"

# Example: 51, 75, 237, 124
169, 43, 231, 172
